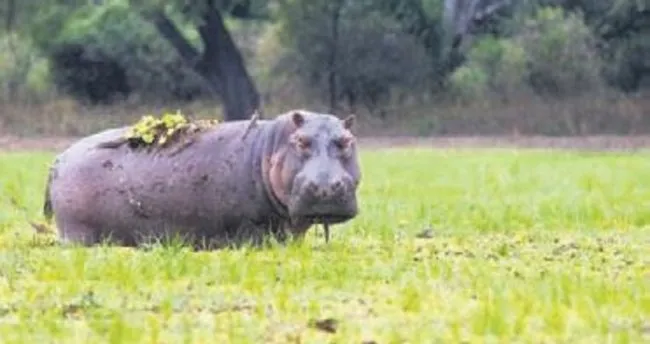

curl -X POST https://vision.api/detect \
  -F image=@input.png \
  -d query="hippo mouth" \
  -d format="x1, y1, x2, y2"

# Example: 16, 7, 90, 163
287, 192, 358, 225
306, 214, 355, 225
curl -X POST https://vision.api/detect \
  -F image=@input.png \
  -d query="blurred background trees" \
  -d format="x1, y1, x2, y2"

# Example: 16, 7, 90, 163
0, 0, 648, 133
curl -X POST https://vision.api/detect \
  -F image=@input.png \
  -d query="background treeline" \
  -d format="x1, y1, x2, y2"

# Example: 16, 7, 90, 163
0, 0, 648, 136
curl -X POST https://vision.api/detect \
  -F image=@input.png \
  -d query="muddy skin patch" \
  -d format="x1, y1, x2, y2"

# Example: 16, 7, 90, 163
102, 160, 114, 169
96, 111, 219, 153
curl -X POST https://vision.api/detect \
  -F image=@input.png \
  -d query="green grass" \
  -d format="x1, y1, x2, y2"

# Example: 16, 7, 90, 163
0, 148, 649, 343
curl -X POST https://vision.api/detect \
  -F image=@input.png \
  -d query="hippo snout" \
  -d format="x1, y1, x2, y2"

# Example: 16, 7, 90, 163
304, 176, 351, 199
289, 173, 358, 224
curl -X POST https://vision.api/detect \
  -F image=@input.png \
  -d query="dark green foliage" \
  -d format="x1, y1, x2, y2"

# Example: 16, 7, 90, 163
29, 2, 206, 104
271, 0, 434, 115
526, 0, 650, 91
49, 42, 132, 104
1, 0, 649, 122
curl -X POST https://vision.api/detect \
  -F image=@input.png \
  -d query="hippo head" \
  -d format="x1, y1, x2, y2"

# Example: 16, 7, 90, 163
264, 110, 361, 226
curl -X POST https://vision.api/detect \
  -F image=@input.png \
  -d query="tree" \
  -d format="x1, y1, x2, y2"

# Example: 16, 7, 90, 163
270, 0, 433, 116
373, 0, 515, 87
501, 0, 650, 92
132, 0, 263, 120
0, 0, 57, 101
19, 0, 262, 120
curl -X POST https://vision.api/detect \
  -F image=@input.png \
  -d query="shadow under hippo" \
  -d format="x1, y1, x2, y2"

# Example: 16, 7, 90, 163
42, 109, 362, 249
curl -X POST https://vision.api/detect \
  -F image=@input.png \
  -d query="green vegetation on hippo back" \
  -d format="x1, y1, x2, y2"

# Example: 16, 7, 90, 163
41, 109, 362, 249
97, 111, 220, 153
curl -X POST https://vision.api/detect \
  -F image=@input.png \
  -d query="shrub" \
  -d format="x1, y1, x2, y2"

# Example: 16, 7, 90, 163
517, 6, 605, 97
267, 0, 434, 115
0, 33, 53, 103
31, 2, 206, 104
449, 6, 606, 102
449, 36, 528, 102
448, 64, 489, 102
602, 30, 650, 92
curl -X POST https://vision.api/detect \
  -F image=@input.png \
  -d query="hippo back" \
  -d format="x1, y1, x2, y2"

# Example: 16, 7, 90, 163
48, 120, 280, 245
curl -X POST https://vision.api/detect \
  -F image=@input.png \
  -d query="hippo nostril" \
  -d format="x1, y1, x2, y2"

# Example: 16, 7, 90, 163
307, 181, 318, 193
331, 179, 344, 192
318, 188, 329, 198
307, 182, 329, 198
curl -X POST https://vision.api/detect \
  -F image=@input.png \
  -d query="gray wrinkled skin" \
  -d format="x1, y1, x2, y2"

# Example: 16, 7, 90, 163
42, 110, 361, 249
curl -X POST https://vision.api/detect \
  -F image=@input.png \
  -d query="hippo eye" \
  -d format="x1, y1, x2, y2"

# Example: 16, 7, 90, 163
296, 136, 312, 150
334, 136, 351, 150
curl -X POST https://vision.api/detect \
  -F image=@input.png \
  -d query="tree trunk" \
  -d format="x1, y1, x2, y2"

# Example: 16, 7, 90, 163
327, 0, 343, 114
197, 6, 261, 121
4, 0, 15, 31
442, 0, 512, 50
140, 5, 260, 121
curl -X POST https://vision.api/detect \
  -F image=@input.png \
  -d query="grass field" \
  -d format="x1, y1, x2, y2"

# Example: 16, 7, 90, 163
0, 146, 649, 343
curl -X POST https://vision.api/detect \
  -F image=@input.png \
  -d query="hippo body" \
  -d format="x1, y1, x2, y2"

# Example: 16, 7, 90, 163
43, 110, 361, 248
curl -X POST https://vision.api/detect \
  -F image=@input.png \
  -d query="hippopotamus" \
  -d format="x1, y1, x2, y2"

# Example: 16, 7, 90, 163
42, 109, 362, 249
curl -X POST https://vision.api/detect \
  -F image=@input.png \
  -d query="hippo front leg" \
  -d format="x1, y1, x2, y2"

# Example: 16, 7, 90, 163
283, 218, 314, 243
232, 218, 313, 248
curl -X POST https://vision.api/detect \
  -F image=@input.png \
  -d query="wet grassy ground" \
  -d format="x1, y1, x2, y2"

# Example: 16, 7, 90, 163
0, 148, 649, 343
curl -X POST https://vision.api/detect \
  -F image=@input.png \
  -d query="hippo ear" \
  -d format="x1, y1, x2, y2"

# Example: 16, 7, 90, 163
291, 111, 305, 128
342, 114, 356, 131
